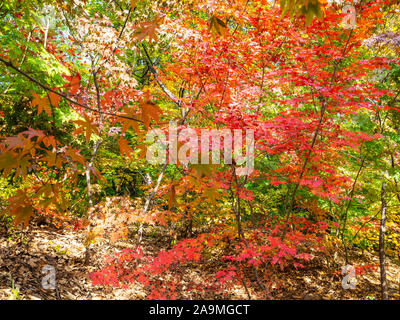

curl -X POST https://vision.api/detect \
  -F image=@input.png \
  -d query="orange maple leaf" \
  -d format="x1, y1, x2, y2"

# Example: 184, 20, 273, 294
49, 91, 61, 107
5, 190, 33, 228
120, 107, 140, 134
73, 115, 99, 143
132, 16, 164, 42
0, 151, 18, 177
63, 73, 81, 94
31, 92, 51, 116
140, 101, 163, 129
118, 137, 134, 159
65, 148, 86, 165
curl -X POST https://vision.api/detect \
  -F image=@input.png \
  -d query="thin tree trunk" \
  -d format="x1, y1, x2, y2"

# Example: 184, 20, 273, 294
85, 139, 102, 207
137, 162, 168, 244
379, 179, 388, 300
340, 152, 367, 264
282, 31, 354, 238
84, 62, 104, 264
43, 20, 49, 49
230, 164, 244, 240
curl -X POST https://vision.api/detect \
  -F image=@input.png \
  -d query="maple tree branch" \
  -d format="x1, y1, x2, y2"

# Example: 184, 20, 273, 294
390, 153, 400, 204
111, 0, 124, 11
141, 44, 181, 106
118, 6, 132, 39
3, 30, 32, 95
85, 60, 105, 208
92, 63, 104, 124
227, 171, 269, 296
350, 193, 397, 243
282, 29, 355, 229
0, 57, 143, 124
136, 82, 202, 245
136, 161, 168, 244
92, 5, 133, 75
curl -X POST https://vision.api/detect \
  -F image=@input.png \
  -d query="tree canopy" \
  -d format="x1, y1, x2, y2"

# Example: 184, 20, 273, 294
1, 0, 400, 300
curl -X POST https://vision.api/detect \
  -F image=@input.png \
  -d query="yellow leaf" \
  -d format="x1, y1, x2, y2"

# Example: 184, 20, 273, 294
203, 186, 219, 204
280, 0, 324, 24
192, 163, 213, 178
209, 16, 229, 37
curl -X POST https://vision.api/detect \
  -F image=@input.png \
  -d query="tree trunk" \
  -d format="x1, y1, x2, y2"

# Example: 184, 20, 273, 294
84, 245, 91, 266
379, 180, 388, 300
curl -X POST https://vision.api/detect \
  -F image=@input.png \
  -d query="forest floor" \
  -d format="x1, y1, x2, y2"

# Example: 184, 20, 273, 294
0, 220, 399, 300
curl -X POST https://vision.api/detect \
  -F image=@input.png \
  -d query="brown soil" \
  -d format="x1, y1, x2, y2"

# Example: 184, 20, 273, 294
1, 222, 399, 300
